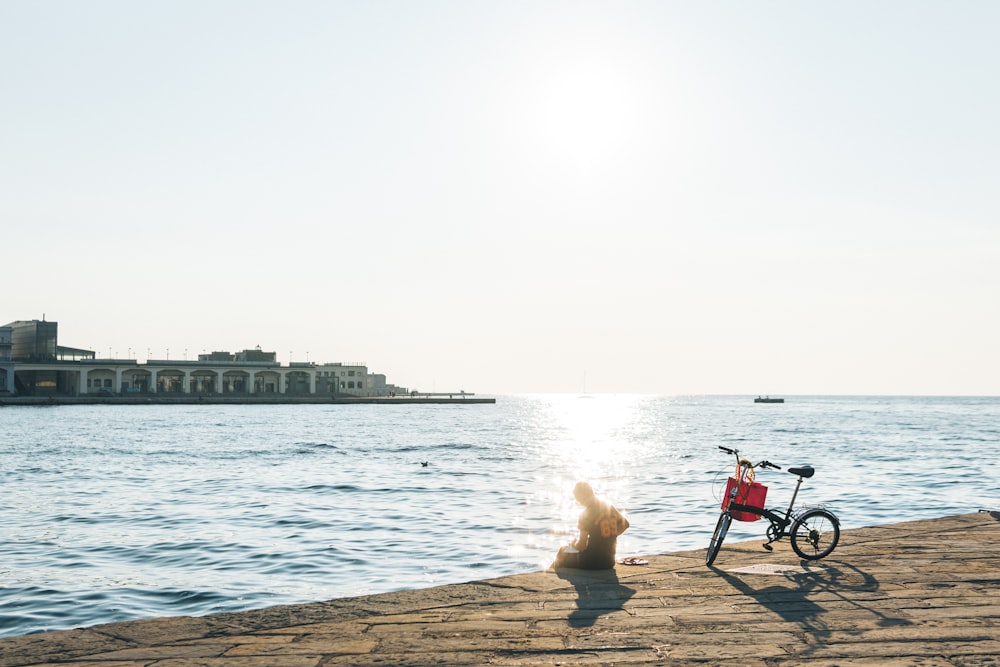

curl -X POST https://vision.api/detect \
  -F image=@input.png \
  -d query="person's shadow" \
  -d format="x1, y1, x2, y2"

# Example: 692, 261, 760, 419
553, 567, 636, 628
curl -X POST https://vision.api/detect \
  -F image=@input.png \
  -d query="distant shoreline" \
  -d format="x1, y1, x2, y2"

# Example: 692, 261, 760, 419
0, 395, 496, 406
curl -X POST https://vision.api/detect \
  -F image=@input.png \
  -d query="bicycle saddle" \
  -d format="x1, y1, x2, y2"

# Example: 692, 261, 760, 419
787, 465, 815, 478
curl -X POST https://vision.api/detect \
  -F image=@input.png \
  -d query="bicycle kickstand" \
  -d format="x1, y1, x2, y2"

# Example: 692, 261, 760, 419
762, 523, 781, 551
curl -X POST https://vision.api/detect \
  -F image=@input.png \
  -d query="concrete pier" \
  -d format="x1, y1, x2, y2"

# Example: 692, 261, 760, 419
2, 511, 998, 666
0, 395, 496, 406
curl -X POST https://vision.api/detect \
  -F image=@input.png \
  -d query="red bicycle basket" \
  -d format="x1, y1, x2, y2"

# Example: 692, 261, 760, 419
723, 476, 768, 522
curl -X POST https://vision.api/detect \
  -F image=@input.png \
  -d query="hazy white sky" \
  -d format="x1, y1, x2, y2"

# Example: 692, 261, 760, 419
2, 1, 997, 395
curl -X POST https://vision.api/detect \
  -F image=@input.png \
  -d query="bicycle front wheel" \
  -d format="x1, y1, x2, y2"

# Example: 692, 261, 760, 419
706, 512, 732, 566
790, 508, 840, 560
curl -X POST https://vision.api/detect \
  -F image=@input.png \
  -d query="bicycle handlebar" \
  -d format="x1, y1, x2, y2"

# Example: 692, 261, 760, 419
717, 446, 782, 471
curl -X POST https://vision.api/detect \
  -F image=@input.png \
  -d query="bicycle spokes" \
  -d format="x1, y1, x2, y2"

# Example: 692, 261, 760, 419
790, 508, 840, 560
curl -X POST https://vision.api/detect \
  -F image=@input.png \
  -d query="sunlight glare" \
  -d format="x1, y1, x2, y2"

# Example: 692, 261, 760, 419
532, 394, 649, 560
522, 44, 647, 173
541, 394, 645, 481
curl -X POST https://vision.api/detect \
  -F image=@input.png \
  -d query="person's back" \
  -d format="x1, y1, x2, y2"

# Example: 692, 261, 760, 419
576, 499, 628, 568
553, 482, 629, 570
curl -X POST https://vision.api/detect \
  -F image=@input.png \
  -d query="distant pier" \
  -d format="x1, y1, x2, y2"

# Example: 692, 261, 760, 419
0, 393, 495, 406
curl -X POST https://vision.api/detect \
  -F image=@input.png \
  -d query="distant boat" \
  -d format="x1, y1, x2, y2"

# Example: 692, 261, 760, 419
754, 396, 784, 403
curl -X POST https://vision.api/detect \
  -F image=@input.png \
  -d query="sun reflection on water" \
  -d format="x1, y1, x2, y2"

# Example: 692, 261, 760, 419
540, 394, 647, 471
526, 394, 655, 560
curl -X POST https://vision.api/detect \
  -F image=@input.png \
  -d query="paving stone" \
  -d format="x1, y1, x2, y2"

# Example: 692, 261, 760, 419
221, 637, 377, 656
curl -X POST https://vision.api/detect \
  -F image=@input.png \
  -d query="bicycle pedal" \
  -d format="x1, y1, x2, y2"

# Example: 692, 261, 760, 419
762, 543, 773, 551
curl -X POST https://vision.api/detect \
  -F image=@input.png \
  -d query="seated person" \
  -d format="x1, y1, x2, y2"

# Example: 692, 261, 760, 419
553, 481, 629, 569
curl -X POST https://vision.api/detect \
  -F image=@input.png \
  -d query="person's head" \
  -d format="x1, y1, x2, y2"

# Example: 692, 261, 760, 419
573, 481, 596, 505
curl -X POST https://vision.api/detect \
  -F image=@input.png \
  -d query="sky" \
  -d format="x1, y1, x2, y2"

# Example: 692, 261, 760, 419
2, 1, 998, 396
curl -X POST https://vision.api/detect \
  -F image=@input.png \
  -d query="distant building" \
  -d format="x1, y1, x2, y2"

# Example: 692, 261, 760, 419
4, 319, 95, 363
0, 318, 406, 398
199, 351, 235, 362
196, 349, 279, 363
6, 319, 58, 362
235, 347, 276, 363
315, 362, 369, 394
0, 326, 14, 392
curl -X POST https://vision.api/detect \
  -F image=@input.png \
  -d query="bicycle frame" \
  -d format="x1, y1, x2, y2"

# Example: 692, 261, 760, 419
727, 471, 808, 546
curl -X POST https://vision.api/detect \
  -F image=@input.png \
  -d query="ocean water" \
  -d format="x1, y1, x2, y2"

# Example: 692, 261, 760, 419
1, 394, 997, 638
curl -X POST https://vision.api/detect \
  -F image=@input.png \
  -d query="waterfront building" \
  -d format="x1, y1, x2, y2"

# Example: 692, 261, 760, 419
2, 319, 407, 398
315, 362, 369, 393
0, 326, 14, 393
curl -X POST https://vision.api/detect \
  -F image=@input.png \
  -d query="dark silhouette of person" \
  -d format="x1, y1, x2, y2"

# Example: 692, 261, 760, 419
553, 481, 629, 569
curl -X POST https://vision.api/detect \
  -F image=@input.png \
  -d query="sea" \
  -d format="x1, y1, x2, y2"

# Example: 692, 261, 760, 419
1, 394, 998, 638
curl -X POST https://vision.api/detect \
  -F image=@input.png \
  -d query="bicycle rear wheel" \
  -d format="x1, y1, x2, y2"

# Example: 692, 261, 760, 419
790, 508, 840, 560
706, 512, 732, 566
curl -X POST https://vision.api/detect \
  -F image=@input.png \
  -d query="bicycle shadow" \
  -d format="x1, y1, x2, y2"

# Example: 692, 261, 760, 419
799, 560, 914, 628
710, 560, 912, 640
553, 567, 636, 628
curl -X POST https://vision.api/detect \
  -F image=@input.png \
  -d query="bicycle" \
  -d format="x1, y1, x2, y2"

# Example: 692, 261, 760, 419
706, 445, 840, 566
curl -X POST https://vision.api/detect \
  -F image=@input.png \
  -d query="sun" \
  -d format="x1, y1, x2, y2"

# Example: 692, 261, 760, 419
525, 49, 647, 171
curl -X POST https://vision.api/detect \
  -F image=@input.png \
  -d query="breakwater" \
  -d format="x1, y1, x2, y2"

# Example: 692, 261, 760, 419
0, 395, 495, 406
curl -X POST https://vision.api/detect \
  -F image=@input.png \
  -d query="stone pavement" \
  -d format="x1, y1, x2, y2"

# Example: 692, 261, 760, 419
2, 511, 998, 666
